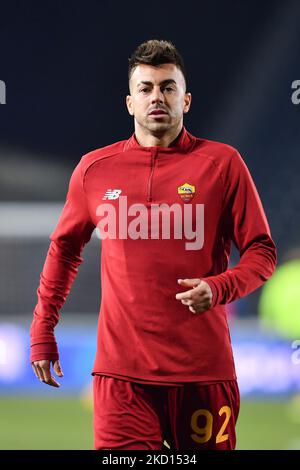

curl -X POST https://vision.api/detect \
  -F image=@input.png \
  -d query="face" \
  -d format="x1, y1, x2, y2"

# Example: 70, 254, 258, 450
126, 63, 191, 135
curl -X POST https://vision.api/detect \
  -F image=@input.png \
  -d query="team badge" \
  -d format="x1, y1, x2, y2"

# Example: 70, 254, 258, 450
177, 183, 196, 203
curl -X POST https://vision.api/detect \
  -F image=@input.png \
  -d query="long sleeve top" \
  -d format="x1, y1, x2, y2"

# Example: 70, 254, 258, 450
30, 126, 277, 384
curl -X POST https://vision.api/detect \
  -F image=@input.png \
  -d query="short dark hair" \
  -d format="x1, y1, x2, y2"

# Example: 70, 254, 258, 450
128, 39, 187, 89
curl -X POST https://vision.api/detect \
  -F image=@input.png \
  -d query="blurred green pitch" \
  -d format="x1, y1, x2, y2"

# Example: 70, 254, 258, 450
0, 397, 300, 450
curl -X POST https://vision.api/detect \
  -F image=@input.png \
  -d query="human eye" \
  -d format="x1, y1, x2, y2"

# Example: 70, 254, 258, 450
163, 86, 176, 92
139, 87, 150, 93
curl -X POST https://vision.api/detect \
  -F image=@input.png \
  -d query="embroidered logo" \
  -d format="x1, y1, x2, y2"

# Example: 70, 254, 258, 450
177, 183, 196, 203
102, 189, 122, 200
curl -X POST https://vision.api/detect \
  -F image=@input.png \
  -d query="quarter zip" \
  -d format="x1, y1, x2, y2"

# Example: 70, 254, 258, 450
147, 148, 158, 202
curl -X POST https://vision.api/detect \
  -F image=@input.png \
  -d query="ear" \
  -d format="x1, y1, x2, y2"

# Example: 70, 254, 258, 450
183, 92, 192, 114
126, 95, 134, 116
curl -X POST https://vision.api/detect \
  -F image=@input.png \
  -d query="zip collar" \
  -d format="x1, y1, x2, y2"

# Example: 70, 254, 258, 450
123, 126, 197, 153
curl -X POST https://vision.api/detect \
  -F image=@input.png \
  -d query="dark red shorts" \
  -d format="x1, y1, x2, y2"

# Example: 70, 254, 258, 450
93, 375, 240, 450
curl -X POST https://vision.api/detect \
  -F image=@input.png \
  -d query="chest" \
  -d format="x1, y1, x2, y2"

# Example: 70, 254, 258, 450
85, 152, 223, 215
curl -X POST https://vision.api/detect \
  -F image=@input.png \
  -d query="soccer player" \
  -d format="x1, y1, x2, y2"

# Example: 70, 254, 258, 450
30, 39, 277, 450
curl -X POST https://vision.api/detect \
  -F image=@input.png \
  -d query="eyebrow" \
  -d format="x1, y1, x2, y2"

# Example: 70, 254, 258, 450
136, 79, 177, 88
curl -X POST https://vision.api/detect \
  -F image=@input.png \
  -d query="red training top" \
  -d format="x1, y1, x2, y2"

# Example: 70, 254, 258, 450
30, 127, 277, 384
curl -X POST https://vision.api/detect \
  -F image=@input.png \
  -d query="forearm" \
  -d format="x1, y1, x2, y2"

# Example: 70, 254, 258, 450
203, 234, 277, 307
30, 239, 83, 361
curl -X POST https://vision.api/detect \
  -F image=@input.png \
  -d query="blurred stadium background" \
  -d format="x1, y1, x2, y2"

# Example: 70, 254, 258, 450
1, 0, 300, 450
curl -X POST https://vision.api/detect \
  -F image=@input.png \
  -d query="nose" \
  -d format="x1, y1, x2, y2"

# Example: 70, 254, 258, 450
150, 86, 164, 104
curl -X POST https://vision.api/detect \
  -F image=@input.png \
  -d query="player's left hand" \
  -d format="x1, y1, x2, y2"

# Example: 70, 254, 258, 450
175, 278, 213, 314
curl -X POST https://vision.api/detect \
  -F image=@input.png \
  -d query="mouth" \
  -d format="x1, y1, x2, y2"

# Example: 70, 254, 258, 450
148, 110, 168, 117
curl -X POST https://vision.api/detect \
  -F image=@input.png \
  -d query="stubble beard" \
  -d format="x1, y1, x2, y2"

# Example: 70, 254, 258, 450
141, 115, 175, 137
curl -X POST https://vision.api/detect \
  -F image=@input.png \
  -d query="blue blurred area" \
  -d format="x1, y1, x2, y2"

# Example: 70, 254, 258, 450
1, 321, 299, 397
0, 322, 97, 395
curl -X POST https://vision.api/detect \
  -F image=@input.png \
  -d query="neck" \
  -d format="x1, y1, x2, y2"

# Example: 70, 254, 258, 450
134, 122, 183, 147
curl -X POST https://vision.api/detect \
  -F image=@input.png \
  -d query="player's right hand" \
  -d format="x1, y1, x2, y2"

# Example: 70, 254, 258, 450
31, 359, 64, 388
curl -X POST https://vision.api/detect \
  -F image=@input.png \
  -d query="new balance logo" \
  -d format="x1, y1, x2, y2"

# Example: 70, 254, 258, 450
102, 189, 122, 200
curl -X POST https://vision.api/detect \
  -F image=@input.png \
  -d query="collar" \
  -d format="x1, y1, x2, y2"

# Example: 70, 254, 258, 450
123, 126, 197, 153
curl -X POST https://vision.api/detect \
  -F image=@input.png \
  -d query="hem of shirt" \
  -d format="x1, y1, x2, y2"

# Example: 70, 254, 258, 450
91, 370, 237, 386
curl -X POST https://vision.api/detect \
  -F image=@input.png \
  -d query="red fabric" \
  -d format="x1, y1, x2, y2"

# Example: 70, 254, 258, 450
93, 375, 240, 450
30, 126, 276, 383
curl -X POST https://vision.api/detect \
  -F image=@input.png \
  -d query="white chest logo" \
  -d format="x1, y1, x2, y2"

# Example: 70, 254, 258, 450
102, 189, 122, 200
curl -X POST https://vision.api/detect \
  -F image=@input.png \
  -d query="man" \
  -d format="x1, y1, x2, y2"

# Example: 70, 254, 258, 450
30, 39, 277, 450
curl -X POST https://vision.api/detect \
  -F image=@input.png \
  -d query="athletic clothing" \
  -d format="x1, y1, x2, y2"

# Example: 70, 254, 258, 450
93, 375, 240, 450
30, 126, 276, 384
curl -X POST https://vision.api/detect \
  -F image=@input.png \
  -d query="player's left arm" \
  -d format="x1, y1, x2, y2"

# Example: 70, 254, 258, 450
175, 149, 277, 312
202, 149, 277, 308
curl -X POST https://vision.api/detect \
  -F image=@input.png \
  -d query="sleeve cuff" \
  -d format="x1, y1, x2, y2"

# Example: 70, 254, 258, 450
30, 342, 59, 363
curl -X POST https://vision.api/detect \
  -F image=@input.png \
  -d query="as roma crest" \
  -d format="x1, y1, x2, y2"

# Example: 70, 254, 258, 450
177, 183, 196, 203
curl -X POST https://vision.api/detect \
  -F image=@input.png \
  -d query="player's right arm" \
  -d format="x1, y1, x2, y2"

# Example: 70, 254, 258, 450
30, 158, 95, 387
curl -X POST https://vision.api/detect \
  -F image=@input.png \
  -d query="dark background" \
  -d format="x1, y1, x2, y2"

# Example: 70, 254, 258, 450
1, 0, 299, 316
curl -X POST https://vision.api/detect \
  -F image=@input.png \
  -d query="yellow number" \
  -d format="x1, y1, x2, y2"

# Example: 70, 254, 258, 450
191, 406, 232, 445
216, 405, 231, 443
190, 409, 213, 443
